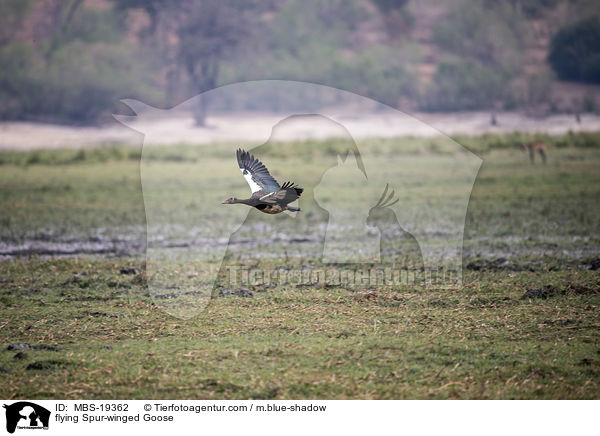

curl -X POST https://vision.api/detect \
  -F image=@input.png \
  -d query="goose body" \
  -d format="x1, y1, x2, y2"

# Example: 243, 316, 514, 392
222, 149, 303, 214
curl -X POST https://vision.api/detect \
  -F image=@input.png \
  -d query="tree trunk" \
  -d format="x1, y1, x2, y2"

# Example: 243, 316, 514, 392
191, 66, 217, 127
193, 93, 207, 126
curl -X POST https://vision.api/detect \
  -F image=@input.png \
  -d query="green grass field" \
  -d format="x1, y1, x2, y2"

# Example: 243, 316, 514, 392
0, 134, 599, 399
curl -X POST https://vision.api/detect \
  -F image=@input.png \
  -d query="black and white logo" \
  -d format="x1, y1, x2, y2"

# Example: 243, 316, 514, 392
3, 402, 50, 434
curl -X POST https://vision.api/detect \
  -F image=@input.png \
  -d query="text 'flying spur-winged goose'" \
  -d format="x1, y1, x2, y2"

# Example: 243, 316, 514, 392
221, 149, 303, 214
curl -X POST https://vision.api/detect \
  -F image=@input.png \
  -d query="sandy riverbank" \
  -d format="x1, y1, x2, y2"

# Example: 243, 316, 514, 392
1, 111, 599, 150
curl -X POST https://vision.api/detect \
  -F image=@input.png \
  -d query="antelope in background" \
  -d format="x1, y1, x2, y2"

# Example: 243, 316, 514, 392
523, 141, 547, 164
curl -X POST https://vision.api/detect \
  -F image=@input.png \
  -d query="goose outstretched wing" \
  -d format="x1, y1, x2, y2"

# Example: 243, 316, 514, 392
236, 149, 281, 194
261, 181, 303, 204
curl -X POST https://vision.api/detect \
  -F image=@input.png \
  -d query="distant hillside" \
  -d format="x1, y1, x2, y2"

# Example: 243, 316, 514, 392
1, 0, 599, 124
400, 0, 600, 114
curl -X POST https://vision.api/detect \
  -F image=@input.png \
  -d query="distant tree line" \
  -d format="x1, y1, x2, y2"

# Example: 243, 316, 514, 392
0, 0, 598, 124
0, 0, 159, 124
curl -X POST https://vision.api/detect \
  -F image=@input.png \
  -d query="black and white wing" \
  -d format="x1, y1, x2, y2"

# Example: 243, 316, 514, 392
236, 149, 280, 194
261, 181, 303, 204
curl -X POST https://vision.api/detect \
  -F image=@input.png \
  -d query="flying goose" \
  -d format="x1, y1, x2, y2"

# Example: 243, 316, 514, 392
222, 149, 303, 214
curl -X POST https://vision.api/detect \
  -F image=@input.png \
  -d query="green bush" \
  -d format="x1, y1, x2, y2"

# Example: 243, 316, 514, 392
518, 0, 559, 18
329, 47, 417, 106
548, 18, 600, 83
0, 40, 159, 123
371, 0, 409, 14
0, 0, 35, 45
219, 0, 416, 110
433, 1, 522, 75
0, 2, 161, 124
581, 53, 600, 83
423, 59, 507, 111
427, 0, 524, 110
